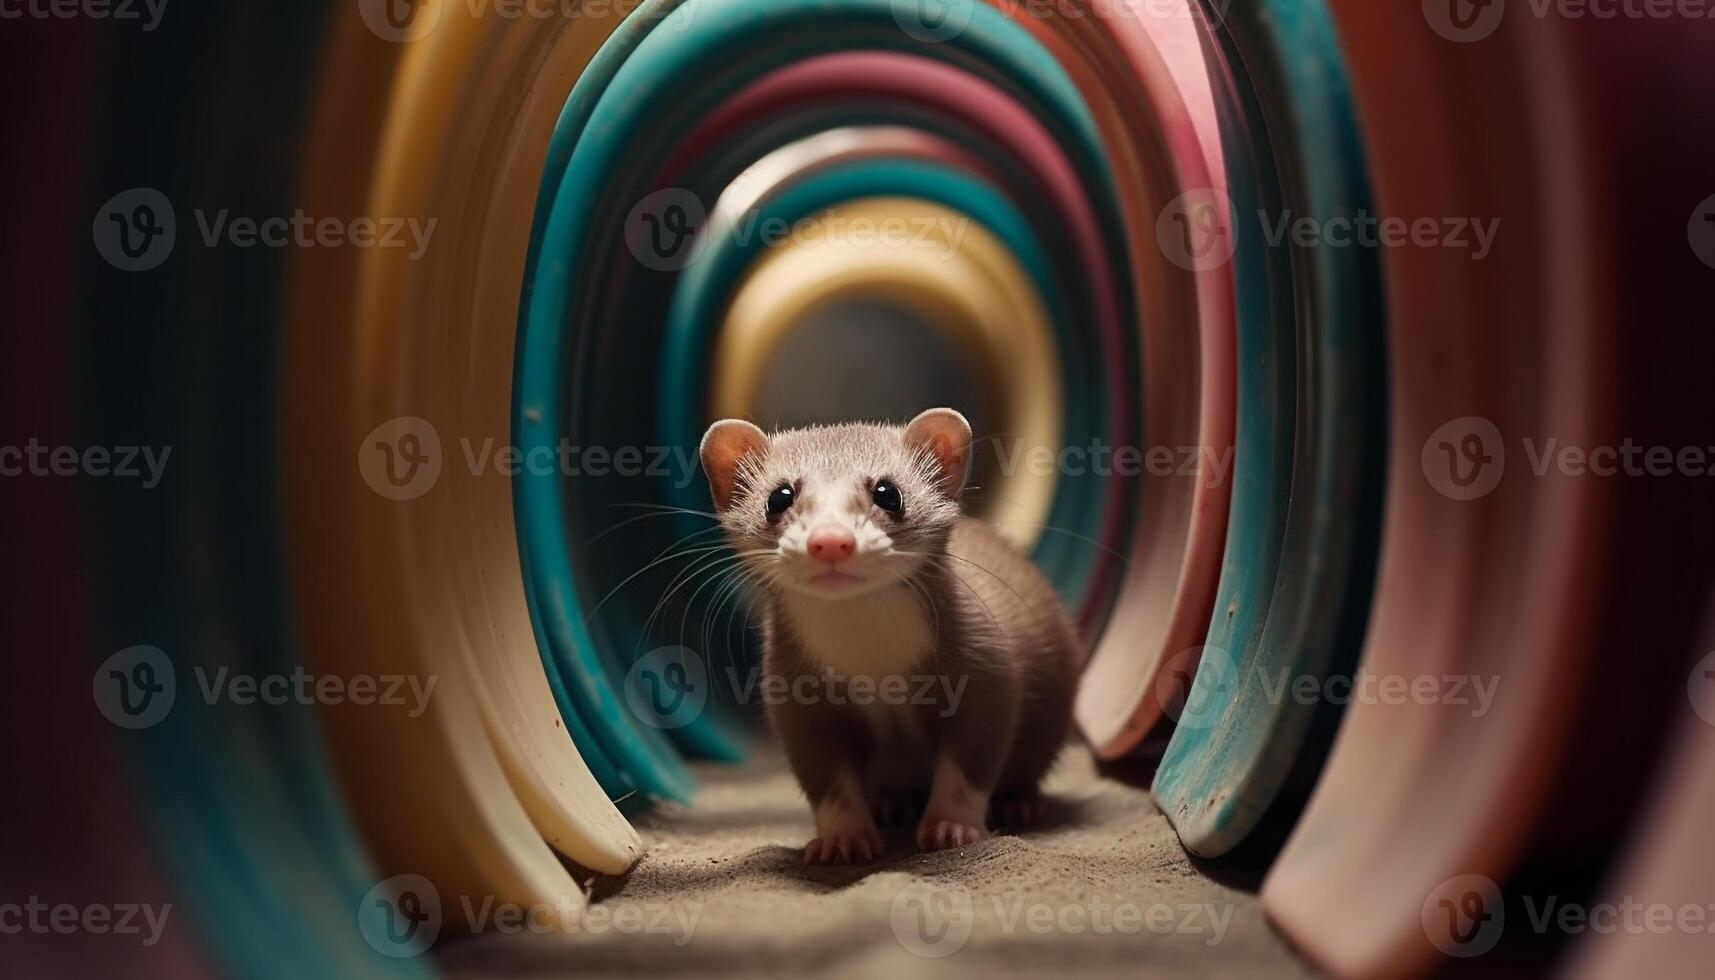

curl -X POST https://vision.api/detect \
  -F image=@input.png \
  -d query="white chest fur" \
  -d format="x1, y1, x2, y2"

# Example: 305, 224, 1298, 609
777, 584, 935, 679
777, 585, 937, 750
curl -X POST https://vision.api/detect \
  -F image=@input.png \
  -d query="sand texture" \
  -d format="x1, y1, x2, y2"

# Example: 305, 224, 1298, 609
441, 744, 1315, 979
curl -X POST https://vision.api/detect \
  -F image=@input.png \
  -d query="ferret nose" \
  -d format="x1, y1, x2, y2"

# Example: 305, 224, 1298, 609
806, 527, 857, 564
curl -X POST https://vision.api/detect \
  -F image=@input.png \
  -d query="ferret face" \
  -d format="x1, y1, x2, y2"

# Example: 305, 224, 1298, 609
700, 409, 973, 600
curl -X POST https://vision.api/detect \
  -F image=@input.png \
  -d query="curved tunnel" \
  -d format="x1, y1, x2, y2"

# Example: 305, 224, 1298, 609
5, 0, 1714, 977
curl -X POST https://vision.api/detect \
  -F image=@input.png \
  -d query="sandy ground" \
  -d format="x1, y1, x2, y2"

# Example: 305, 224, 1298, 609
441, 746, 1316, 979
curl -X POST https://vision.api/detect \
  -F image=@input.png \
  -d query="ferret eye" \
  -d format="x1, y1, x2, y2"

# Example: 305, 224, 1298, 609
766, 484, 795, 516
872, 480, 902, 514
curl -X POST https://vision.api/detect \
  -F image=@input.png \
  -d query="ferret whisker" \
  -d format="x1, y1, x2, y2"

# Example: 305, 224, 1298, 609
941, 551, 1038, 608
898, 570, 955, 679
896, 549, 1038, 618
679, 561, 753, 654
637, 552, 730, 652
589, 520, 748, 615
635, 550, 749, 646
700, 570, 750, 669
891, 569, 941, 638
935, 558, 1010, 634
725, 563, 771, 649
984, 517, 1132, 564
636, 550, 772, 655
722, 576, 750, 671
608, 502, 723, 519
588, 542, 736, 618
588, 512, 724, 547
726, 567, 773, 670
677, 565, 732, 652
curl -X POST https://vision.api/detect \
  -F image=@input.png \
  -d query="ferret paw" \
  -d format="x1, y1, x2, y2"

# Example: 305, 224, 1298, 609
992, 795, 1046, 829
916, 817, 989, 852
803, 830, 882, 865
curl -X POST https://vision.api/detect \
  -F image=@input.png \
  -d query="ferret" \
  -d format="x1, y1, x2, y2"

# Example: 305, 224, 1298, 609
699, 408, 1081, 864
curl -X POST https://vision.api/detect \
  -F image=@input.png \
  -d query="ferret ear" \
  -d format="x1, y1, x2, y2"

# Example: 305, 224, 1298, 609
904, 407, 973, 498
699, 419, 769, 511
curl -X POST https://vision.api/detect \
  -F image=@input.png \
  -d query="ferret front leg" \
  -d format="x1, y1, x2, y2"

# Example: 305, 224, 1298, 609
916, 752, 993, 851
916, 662, 1017, 851
806, 766, 883, 864
771, 700, 882, 864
